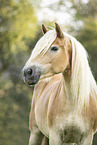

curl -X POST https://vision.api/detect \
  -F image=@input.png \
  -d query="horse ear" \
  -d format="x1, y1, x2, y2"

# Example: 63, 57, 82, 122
55, 23, 64, 38
42, 24, 49, 34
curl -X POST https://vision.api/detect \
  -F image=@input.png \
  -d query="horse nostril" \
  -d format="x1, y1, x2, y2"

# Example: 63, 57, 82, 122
27, 68, 33, 76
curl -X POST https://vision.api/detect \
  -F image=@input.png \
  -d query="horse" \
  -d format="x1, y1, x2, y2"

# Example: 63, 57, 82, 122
22, 23, 97, 145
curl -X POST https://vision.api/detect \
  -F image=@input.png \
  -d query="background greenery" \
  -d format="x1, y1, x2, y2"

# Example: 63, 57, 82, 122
0, 0, 97, 145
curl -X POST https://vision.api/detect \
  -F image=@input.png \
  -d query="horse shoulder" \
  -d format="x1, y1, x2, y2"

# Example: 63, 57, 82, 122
86, 95, 97, 132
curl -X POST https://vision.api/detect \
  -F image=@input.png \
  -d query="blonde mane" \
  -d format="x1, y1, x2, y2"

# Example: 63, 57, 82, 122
30, 29, 97, 110
31, 30, 56, 58
64, 33, 97, 110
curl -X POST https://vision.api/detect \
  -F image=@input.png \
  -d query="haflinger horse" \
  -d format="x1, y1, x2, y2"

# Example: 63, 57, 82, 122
23, 23, 97, 145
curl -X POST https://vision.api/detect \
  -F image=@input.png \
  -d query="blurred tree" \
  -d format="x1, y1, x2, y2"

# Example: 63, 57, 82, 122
0, 0, 38, 145
75, 18, 97, 79
70, 0, 97, 18
0, 84, 31, 145
69, 0, 97, 80
0, 0, 37, 72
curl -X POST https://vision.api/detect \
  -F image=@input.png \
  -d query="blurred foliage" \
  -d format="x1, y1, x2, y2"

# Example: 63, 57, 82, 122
70, 0, 97, 80
70, 0, 97, 18
0, 0, 37, 71
0, 84, 31, 145
0, 0, 38, 144
76, 18, 97, 78
0, 0, 97, 145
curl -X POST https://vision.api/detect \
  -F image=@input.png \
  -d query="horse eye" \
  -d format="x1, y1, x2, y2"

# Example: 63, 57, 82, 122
50, 46, 59, 52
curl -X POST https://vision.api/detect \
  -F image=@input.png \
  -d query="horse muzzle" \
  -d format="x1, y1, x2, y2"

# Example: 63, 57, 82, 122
23, 66, 41, 85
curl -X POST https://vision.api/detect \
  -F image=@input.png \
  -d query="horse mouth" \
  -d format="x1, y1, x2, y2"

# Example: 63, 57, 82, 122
24, 74, 41, 85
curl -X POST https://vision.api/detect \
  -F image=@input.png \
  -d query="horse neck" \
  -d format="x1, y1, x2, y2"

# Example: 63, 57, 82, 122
62, 73, 73, 100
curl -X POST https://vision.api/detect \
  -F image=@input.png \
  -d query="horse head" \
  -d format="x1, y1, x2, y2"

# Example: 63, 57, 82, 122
22, 23, 72, 85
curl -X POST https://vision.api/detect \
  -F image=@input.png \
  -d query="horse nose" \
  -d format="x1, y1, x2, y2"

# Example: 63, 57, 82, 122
23, 66, 41, 85
27, 68, 33, 76
24, 68, 33, 77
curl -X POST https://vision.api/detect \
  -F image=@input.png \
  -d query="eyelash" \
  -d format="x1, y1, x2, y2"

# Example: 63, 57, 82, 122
50, 46, 59, 52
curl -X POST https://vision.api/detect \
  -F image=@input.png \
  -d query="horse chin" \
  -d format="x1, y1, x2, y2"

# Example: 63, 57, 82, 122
27, 81, 39, 86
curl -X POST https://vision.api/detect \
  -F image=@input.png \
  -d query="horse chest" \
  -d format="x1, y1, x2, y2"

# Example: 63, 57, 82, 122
58, 112, 91, 143
35, 96, 90, 142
